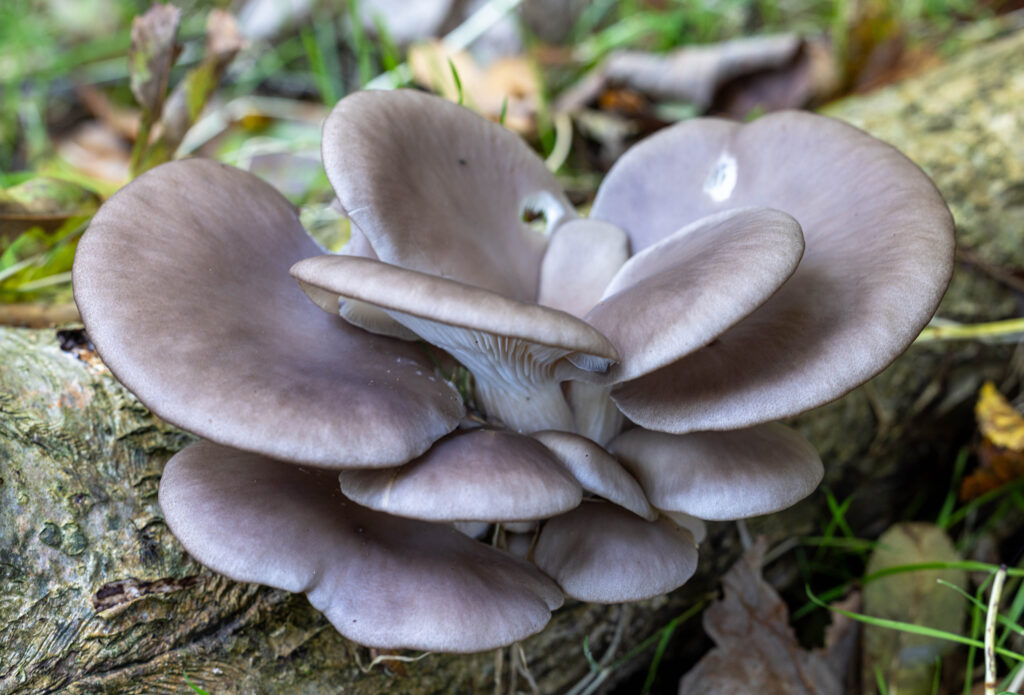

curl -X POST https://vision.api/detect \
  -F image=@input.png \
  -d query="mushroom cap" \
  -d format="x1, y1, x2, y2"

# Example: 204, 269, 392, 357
531, 430, 654, 520
604, 34, 803, 108
159, 440, 564, 652
537, 217, 629, 319
608, 423, 823, 520
73, 159, 463, 468
565, 380, 626, 446
291, 254, 619, 363
322, 89, 573, 302
578, 206, 804, 383
533, 501, 698, 602
338, 429, 582, 522
291, 253, 619, 432
662, 511, 708, 544
591, 111, 954, 432
331, 227, 420, 341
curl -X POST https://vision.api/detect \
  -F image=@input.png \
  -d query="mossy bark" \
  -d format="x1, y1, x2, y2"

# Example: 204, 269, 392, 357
3, 25, 1024, 695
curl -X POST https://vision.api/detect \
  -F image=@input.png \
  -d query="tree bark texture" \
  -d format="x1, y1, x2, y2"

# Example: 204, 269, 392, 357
2, 24, 1024, 695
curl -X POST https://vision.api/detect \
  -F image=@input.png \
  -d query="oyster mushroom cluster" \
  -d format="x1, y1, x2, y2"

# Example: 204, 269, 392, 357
72, 89, 954, 652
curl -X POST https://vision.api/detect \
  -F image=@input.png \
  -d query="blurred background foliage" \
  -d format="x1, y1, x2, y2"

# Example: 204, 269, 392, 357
0, 0, 1007, 310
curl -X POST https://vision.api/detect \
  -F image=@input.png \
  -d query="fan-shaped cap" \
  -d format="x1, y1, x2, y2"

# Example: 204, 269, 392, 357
159, 441, 564, 652
532, 430, 654, 520
331, 227, 420, 341
566, 380, 626, 446
322, 89, 573, 302
292, 255, 618, 359
578, 207, 804, 382
608, 423, 823, 520
591, 111, 954, 432
291, 253, 618, 432
338, 429, 582, 522
534, 501, 698, 602
537, 218, 629, 319
73, 159, 463, 468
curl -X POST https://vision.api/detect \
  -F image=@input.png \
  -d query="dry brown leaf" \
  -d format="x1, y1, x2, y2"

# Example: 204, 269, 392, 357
678, 538, 845, 695
408, 41, 540, 133
75, 84, 140, 140
128, 3, 182, 118
961, 439, 1024, 500
142, 9, 245, 171
557, 34, 838, 119
205, 9, 246, 59
57, 122, 132, 184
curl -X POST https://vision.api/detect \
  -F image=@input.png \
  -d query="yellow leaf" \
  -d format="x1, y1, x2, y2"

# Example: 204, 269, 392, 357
975, 381, 1024, 451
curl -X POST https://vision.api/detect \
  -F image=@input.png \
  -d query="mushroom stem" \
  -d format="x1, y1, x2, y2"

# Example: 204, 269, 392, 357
566, 381, 624, 446
397, 321, 576, 433
474, 370, 574, 433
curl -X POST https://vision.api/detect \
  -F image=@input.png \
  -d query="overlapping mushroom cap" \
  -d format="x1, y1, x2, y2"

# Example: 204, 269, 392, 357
72, 89, 954, 652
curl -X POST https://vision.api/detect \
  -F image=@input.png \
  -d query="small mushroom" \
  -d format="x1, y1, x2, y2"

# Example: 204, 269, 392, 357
663, 511, 708, 544
532, 430, 654, 520
577, 206, 804, 383
537, 217, 630, 319
609, 423, 823, 520
534, 501, 698, 602
338, 429, 582, 522
332, 227, 420, 341
159, 440, 564, 652
291, 254, 619, 433
506, 531, 536, 559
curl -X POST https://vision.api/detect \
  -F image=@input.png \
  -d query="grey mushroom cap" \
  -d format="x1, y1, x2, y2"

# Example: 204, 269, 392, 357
291, 254, 619, 362
591, 111, 954, 433
533, 501, 698, 602
159, 440, 564, 652
537, 217, 630, 319
662, 511, 708, 544
608, 423, 823, 520
338, 429, 582, 522
322, 89, 573, 302
331, 227, 420, 341
291, 253, 619, 432
577, 206, 804, 383
72, 159, 463, 468
531, 430, 654, 520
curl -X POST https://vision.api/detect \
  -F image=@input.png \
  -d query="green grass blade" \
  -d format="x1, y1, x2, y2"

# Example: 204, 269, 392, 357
945, 476, 1024, 529
640, 618, 679, 695
347, 0, 375, 87
300, 27, 336, 105
936, 447, 970, 529
999, 576, 1024, 648
183, 670, 211, 695
806, 585, 1024, 663
447, 58, 464, 105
